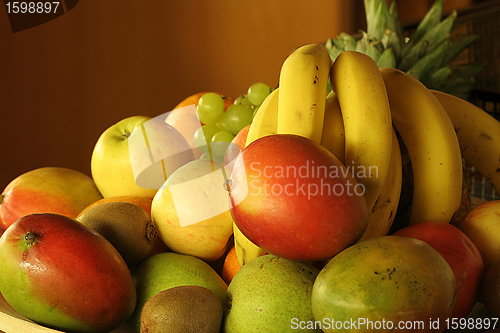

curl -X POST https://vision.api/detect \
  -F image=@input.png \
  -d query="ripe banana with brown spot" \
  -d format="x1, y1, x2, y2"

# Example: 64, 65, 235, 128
330, 51, 393, 212
358, 128, 402, 241
321, 90, 345, 165
380, 68, 462, 224
277, 43, 331, 143
235, 44, 330, 266
431, 90, 500, 194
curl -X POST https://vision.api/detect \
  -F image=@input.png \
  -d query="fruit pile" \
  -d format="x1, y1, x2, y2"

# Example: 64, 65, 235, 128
1, 42, 500, 333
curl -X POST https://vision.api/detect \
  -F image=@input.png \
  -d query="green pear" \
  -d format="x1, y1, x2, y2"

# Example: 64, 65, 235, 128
223, 254, 321, 333
128, 252, 228, 332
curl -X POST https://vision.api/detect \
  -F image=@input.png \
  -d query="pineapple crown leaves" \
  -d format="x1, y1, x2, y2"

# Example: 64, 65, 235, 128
364, 0, 390, 41
388, 1, 405, 50
441, 34, 480, 66
377, 47, 397, 68
402, 0, 444, 56
325, 0, 484, 98
365, 0, 405, 51
399, 10, 457, 72
407, 38, 450, 81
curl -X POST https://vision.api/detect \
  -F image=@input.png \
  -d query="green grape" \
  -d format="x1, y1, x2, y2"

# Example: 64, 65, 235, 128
247, 82, 271, 106
215, 117, 229, 132
222, 104, 253, 135
211, 130, 235, 157
233, 95, 243, 105
234, 94, 254, 107
193, 124, 220, 153
196, 92, 224, 125
199, 151, 224, 163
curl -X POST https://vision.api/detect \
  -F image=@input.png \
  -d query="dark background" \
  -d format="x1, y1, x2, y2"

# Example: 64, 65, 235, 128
0, 0, 486, 189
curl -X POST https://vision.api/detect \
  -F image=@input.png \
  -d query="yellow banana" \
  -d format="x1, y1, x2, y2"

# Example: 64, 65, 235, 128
321, 91, 345, 165
431, 90, 500, 194
358, 128, 402, 241
380, 68, 462, 224
233, 89, 279, 267
277, 43, 331, 143
235, 44, 330, 266
232, 224, 266, 268
245, 88, 279, 147
330, 51, 393, 211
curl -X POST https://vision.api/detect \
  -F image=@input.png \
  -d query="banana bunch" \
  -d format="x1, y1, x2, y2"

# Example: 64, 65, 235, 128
233, 45, 500, 267
325, 0, 485, 100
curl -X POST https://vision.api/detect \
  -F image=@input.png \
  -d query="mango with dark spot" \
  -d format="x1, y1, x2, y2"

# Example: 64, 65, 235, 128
312, 236, 456, 333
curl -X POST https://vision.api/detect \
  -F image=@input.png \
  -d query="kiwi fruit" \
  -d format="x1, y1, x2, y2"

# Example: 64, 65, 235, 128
140, 285, 223, 333
76, 201, 157, 268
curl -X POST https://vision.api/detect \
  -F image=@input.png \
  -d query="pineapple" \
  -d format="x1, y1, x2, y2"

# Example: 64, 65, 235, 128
326, 0, 485, 99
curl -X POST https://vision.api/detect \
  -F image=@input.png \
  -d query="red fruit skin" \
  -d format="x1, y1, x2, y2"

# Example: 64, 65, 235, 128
229, 134, 369, 262
393, 220, 484, 319
0, 167, 103, 231
0, 213, 137, 333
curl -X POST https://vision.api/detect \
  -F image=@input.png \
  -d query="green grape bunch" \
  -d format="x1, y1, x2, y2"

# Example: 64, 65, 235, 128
193, 82, 272, 163
326, 0, 485, 99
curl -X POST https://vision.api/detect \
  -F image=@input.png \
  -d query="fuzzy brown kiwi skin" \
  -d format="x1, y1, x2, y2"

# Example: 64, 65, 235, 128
140, 285, 223, 333
76, 201, 157, 268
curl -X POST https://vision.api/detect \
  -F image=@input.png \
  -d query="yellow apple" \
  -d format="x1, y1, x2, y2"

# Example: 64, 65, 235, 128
151, 159, 234, 262
91, 115, 194, 198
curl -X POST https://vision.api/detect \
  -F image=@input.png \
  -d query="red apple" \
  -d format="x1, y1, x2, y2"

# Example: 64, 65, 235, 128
229, 134, 369, 262
0, 213, 136, 333
224, 124, 250, 169
393, 220, 484, 319
0, 167, 103, 231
